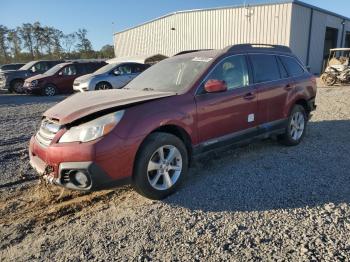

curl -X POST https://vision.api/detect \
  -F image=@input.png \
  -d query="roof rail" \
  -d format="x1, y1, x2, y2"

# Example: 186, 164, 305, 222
224, 44, 292, 53
174, 49, 213, 56
65, 59, 107, 63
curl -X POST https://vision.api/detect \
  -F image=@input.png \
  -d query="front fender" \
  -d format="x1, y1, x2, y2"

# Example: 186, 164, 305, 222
114, 94, 197, 143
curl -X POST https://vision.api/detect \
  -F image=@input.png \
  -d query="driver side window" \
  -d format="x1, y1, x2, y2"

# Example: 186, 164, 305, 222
31, 62, 49, 73
206, 55, 249, 90
116, 65, 132, 75
61, 65, 77, 76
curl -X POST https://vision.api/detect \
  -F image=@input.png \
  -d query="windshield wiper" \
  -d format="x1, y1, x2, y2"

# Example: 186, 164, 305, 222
142, 88, 155, 91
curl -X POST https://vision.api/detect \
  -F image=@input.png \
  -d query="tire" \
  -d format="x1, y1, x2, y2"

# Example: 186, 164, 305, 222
278, 105, 307, 146
42, 84, 57, 96
11, 80, 24, 93
132, 132, 188, 200
95, 82, 112, 90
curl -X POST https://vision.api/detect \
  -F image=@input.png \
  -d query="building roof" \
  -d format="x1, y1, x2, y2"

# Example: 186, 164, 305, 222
114, 0, 350, 35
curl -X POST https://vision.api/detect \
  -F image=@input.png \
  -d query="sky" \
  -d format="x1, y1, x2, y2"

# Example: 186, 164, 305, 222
1, 0, 349, 50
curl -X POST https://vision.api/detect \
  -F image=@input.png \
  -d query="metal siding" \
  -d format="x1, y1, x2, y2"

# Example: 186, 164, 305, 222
114, 3, 292, 57
289, 4, 311, 65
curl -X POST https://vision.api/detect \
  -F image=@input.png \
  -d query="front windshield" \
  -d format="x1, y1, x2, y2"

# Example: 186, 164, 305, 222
126, 56, 212, 92
94, 63, 117, 74
19, 61, 37, 70
44, 64, 65, 76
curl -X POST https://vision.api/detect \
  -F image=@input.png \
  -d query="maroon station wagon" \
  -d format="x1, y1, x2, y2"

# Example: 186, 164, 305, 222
23, 61, 106, 96
29, 44, 317, 199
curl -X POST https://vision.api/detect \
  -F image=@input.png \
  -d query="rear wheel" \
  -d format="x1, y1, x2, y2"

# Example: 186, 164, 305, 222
95, 82, 112, 90
11, 80, 24, 93
279, 105, 307, 146
132, 132, 188, 199
42, 84, 57, 96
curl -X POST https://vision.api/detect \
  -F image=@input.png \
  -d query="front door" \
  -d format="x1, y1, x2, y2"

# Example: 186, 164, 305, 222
195, 54, 258, 144
56, 64, 78, 93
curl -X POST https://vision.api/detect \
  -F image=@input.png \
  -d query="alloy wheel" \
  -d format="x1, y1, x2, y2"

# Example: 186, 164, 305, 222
147, 145, 182, 191
290, 111, 305, 141
45, 86, 56, 96
14, 82, 23, 93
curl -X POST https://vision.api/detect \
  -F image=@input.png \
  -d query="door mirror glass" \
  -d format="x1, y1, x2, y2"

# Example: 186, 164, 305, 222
58, 71, 63, 76
113, 69, 121, 76
204, 79, 227, 93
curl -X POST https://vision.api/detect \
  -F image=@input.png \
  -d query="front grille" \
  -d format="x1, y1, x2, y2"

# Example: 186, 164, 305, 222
36, 118, 61, 146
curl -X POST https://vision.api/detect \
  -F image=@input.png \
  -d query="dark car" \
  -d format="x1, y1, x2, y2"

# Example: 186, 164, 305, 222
0, 63, 25, 72
0, 60, 63, 93
29, 44, 317, 199
23, 61, 107, 96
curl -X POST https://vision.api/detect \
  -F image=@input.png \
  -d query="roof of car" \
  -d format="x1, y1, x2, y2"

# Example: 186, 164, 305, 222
174, 44, 293, 60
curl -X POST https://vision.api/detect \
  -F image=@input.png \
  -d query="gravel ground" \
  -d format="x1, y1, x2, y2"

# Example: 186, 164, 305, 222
1, 85, 350, 261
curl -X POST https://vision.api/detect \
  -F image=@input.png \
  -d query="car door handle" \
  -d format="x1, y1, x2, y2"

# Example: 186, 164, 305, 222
243, 92, 256, 100
284, 84, 293, 91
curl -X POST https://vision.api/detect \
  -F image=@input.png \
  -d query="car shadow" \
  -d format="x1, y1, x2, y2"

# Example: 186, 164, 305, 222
165, 119, 350, 212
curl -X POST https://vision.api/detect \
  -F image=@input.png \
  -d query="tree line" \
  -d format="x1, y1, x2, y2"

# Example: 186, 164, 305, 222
0, 22, 115, 64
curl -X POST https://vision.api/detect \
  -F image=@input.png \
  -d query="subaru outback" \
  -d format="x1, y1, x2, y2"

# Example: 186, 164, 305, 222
29, 44, 317, 199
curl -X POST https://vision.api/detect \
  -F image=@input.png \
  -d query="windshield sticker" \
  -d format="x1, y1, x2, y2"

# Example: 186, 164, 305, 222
192, 57, 213, 62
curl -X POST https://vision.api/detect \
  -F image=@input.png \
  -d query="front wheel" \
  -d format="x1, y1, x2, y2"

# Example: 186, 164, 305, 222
95, 82, 112, 90
279, 105, 307, 146
12, 80, 24, 93
42, 85, 57, 96
132, 132, 188, 199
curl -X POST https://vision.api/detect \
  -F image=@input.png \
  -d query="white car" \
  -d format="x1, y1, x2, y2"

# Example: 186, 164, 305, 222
73, 62, 149, 92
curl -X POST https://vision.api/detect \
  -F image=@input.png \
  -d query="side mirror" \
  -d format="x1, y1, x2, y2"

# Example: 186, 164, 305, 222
58, 71, 63, 76
204, 79, 227, 93
113, 69, 121, 76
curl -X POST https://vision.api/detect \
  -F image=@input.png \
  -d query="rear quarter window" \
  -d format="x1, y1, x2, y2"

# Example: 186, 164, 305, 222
249, 54, 280, 83
280, 56, 305, 77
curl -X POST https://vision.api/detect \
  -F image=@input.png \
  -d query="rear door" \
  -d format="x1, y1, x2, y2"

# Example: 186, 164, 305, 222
248, 54, 291, 126
195, 54, 258, 144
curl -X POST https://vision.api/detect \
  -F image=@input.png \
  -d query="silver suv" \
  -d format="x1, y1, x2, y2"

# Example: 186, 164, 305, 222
73, 62, 149, 92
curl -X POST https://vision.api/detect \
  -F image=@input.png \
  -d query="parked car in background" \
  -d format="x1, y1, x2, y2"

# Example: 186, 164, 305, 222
29, 44, 317, 199
23, 60, 106, 96
0, 60, 63, 93
73, 62, 149, 92
0, 63, 26, 72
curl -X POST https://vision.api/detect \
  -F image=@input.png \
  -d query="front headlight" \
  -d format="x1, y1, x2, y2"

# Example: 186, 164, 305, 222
59, 110, 125, 143
31, 80, 38, 87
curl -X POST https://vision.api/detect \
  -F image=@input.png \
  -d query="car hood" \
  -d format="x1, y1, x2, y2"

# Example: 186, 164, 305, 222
3, 69, 31, 77
44, 89, 176, 125
26, 74, 47, 82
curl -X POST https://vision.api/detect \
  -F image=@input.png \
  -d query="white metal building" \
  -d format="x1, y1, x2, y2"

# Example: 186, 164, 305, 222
113, 0, 350, 74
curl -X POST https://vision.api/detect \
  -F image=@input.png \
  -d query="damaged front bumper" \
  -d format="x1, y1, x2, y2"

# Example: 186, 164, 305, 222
29, 137, 116, 191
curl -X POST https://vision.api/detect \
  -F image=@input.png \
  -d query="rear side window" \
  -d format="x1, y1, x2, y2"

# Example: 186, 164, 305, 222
250, 54, 280, 83
276, 57, 289, 78
280, 56, 304, 77
83, 63, 96, 73
131, 64, 147, 73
